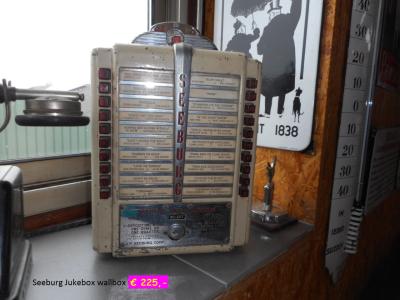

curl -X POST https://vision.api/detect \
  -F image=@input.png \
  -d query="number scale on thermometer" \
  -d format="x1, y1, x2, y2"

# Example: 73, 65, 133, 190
325, 0, 384, 279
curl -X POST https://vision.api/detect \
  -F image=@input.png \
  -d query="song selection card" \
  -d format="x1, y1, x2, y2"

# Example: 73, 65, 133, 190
117, 68, 240, 200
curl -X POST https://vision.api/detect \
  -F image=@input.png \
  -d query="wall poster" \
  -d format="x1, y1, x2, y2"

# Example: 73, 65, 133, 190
214, 0, 323, 151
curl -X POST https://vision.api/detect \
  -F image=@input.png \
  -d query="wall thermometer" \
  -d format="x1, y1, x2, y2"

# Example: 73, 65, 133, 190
325, 0, 384, 281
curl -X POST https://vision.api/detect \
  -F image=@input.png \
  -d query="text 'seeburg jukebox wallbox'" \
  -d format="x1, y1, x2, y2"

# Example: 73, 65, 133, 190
91, 24, 261, 257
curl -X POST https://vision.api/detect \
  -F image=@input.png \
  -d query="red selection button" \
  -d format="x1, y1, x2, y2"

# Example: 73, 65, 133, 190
99, 123, 111, 134
99, 82, 111, 94
99, 110, 110, 121
100, 176, 111, 187
100, 163, 111, 174
245, 90, 257, 101
100, 188, 111, 199
99, 136, 111, 148
99, 150, 110, 161
172, 35, 182, 44
243, 128, 254, 138
239, 186, 249, 197
98, 68, 111, 80
99, 96, 111, 107
241, 151, 252, 162
240, 164, 251, 174
242, 140, 253, 150
246, 78, 258, 89
244, 104, 256, 113
243, 116, 255, 126
240, 175, 250, 186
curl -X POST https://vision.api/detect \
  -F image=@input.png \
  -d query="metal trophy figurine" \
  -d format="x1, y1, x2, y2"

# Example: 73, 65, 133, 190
251, 157, 296, 230
264, 157, 276, 212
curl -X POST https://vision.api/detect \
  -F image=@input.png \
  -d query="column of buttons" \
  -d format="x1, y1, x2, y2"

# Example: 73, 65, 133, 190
98, 68, 112, 199
239, 78, 258, 197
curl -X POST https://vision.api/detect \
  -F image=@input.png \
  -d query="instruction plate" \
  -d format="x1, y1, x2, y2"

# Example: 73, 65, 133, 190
119, 203, 231, 248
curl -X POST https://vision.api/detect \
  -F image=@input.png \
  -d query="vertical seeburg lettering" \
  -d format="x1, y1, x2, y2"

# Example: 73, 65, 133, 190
173, 44, 192, 202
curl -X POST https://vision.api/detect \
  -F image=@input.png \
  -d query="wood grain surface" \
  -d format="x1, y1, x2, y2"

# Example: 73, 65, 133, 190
204, 0, 215, 40
211, 0, 400, 299
24, 203, 91, 233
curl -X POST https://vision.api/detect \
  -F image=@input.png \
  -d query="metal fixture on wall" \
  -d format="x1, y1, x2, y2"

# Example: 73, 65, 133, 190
149, 0, 204, 33
0, 79, 89, 133
251, 157, 297, 231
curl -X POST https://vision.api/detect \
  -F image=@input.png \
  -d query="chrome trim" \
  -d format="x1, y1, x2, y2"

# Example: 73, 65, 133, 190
120, 172, 173, 176
119, 94, 173, 100
192, 71, 240, 78
119, 160, 173, 164
187, 110, 237, 116
184, 172, 234, 176
119, 121, 173, 126
119, 147, 173, 151
190, 84, 239, 91
120, 196, 172, 201
119, 67, 174, 73
186, 160, 235, 164
24, 99, 84, 116
183, 183, 233, 188
187, 136, 236, 141
118, 119, 173, 124
186, 148, 236, 152
173, 43, 192, 203
119, 134, 173, 138
133, 30, 217, 50
183, 195, 232, 199
189, 97, 238, 103
119, 108, 173, 113
187, 123, 237, 128
118, 121, 173, 126
119, 81, 173, 87
16, 89, 84, 101
120, 184, 172, 188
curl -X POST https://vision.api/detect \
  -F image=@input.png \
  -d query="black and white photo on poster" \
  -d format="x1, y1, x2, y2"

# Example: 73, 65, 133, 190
214, 0, 323, 151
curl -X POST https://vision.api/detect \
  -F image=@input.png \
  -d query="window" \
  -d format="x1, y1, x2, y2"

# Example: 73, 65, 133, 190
0, 0, 148, 223
0, 0, 148, 161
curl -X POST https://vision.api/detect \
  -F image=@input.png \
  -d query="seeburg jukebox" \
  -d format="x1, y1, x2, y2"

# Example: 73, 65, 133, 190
91, 23, 261, 256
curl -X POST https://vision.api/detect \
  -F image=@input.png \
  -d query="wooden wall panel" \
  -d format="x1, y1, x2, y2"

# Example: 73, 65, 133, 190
373, 87, 400, 128
24, 203, 91, 232
209, 0, 400, 299
204, 0, 215, 40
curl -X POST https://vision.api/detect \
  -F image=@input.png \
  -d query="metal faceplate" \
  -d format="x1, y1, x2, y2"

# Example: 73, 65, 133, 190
119, 203, 231, 248
133, 22, 217, 50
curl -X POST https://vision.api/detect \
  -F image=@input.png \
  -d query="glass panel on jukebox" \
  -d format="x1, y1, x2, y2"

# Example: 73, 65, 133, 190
91, 23, 261, 256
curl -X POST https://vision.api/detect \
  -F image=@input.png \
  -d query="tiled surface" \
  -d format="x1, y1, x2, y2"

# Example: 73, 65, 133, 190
175, 222, 313, 288
26, 226, 225, 300
26, 222, 312, 300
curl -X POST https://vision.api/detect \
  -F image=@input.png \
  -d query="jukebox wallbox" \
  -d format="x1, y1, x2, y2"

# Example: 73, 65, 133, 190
91, 23, 261, 257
